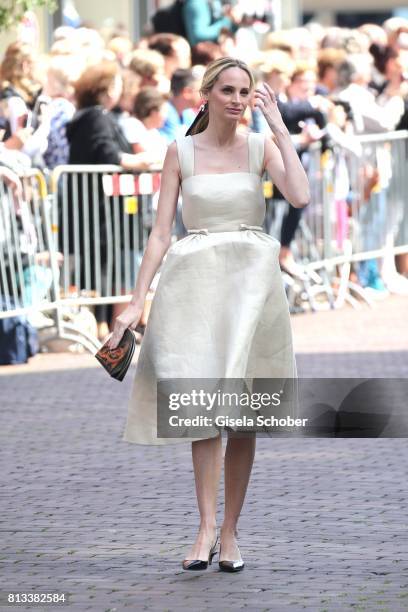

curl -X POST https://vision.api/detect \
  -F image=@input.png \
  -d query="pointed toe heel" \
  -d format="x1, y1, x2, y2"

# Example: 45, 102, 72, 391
182, 534, 219, 571
182, 559, 209, 570
218, 559, 245, 572
218, 542, 245, 572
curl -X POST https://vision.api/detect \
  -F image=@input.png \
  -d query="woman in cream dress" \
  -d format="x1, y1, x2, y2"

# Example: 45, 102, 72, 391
108, 57, 310, 572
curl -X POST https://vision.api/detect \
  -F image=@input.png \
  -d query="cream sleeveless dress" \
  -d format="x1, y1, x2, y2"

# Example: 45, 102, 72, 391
123, 132, 298, 445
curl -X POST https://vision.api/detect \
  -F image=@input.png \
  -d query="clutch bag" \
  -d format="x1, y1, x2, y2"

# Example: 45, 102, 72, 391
94, 328, 136, 382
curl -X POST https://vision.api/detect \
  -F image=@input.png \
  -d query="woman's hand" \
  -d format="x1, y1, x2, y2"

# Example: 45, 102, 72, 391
107, 302, 144, 350
120, 151, 160, 172
0, 166, 23, 197
4, 127, 33, 150
253, 82, 286, 133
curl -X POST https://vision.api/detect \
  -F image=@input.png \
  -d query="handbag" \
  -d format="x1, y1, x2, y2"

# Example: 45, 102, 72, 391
94, 328, 136, 381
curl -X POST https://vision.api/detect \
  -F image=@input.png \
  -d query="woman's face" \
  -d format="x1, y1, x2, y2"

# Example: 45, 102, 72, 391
205, 67, 252, 122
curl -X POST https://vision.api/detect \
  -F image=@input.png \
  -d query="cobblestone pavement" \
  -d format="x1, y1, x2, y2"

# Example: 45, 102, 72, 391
1, 296, 407, 611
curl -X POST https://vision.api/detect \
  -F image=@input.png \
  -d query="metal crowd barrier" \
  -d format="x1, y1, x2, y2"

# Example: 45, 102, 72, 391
47, 165, 162, 350
0, 165, 162, 352
50, 165, 161, 302
1, 132, 408, 354
269, 131, 408, 310
0, 169, 59, 321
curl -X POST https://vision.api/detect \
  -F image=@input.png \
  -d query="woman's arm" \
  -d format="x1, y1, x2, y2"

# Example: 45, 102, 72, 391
107, 141, 181, 348
254, 82, 310, 209
263, 129, 311, 209
129, 141, 180, 305
119, 150, 160, 170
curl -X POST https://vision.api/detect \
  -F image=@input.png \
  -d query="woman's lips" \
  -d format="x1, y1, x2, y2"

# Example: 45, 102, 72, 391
227, 108, 241, 113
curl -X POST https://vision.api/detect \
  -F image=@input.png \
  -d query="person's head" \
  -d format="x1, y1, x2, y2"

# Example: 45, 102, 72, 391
185, 56, 255, 136
328, 99, 353, 129
262, 30, 295, 57
256, 50, 296, 94
287, 64, 317, 100
337, 54, 373, 89
128, 49, 166, 86
317, 48, 347, 91
44, 55, 83, 100
290, 27, 318, 61
191, 42, 224, 66
50, 38, 81, 57
358, 23, 388, 47
148, 33, 191, 77
170, 68, 201, 108
133, 86, 168, 129
0, 42, 40, 103
73, 61, 123, 110
107, 36, 133, 66
369, 43, 402, 80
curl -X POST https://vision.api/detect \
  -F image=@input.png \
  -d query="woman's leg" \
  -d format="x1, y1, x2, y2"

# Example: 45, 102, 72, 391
184, 434, 223, 560
220, 432, 256, 560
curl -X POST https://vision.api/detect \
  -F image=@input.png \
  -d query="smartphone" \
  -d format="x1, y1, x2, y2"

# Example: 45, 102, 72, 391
32, 95, 50, 121
17, 111, 32, 129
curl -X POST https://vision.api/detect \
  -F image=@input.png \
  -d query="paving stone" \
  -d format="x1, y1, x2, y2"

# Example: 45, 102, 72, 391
0, 294, 407, 610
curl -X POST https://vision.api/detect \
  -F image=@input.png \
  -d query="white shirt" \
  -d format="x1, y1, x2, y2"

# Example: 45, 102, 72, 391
118, 114, 168, 164
338, 83, 404, 133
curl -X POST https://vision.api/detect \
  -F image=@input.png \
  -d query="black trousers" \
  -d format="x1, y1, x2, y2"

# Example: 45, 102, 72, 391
280, 203, 303, 247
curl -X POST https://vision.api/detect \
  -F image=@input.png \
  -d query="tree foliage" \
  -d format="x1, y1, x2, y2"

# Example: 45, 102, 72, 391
0, 0, 57, 32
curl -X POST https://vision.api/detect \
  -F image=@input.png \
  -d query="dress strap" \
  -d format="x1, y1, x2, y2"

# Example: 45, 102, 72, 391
248, 132, 266, 176
175, 135, 194, 181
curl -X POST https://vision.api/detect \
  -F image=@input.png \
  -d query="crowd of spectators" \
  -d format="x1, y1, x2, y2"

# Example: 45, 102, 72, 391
1, 6, 408, 338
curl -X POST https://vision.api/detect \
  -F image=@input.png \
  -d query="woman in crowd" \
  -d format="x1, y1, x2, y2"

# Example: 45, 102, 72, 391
127, 49, 169, 94
0, 42, 50, 167
119, 87, 168, 164
65, 61, 158, 339
42, 55, 80, 170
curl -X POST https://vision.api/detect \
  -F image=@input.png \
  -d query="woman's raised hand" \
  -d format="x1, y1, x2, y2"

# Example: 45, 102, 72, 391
107, 302, 144, 349
253, 82, 285, 132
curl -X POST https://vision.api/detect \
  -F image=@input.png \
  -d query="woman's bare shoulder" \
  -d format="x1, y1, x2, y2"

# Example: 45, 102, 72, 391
165, 140, 182, 183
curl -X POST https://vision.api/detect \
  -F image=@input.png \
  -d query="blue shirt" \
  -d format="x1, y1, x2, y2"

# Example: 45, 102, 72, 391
182, 0, 238, 46
158, 101, 197, 143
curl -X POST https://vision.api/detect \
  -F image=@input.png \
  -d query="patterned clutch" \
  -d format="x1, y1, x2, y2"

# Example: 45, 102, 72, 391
94, 328, 136, 382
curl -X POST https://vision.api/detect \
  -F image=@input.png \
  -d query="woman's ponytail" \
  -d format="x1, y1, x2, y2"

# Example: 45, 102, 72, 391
185, 101, 209, 136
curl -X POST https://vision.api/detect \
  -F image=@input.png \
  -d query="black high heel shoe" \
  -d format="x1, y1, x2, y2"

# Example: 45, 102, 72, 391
182, 534, 219, 570
218, 542, 245, 572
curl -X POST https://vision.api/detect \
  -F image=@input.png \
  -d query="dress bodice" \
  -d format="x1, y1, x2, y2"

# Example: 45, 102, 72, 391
175, 133, 267, 232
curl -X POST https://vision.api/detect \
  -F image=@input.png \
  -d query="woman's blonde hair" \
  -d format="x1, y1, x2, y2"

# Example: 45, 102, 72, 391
0, 42, 40, 104
186, 56, 255, 136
